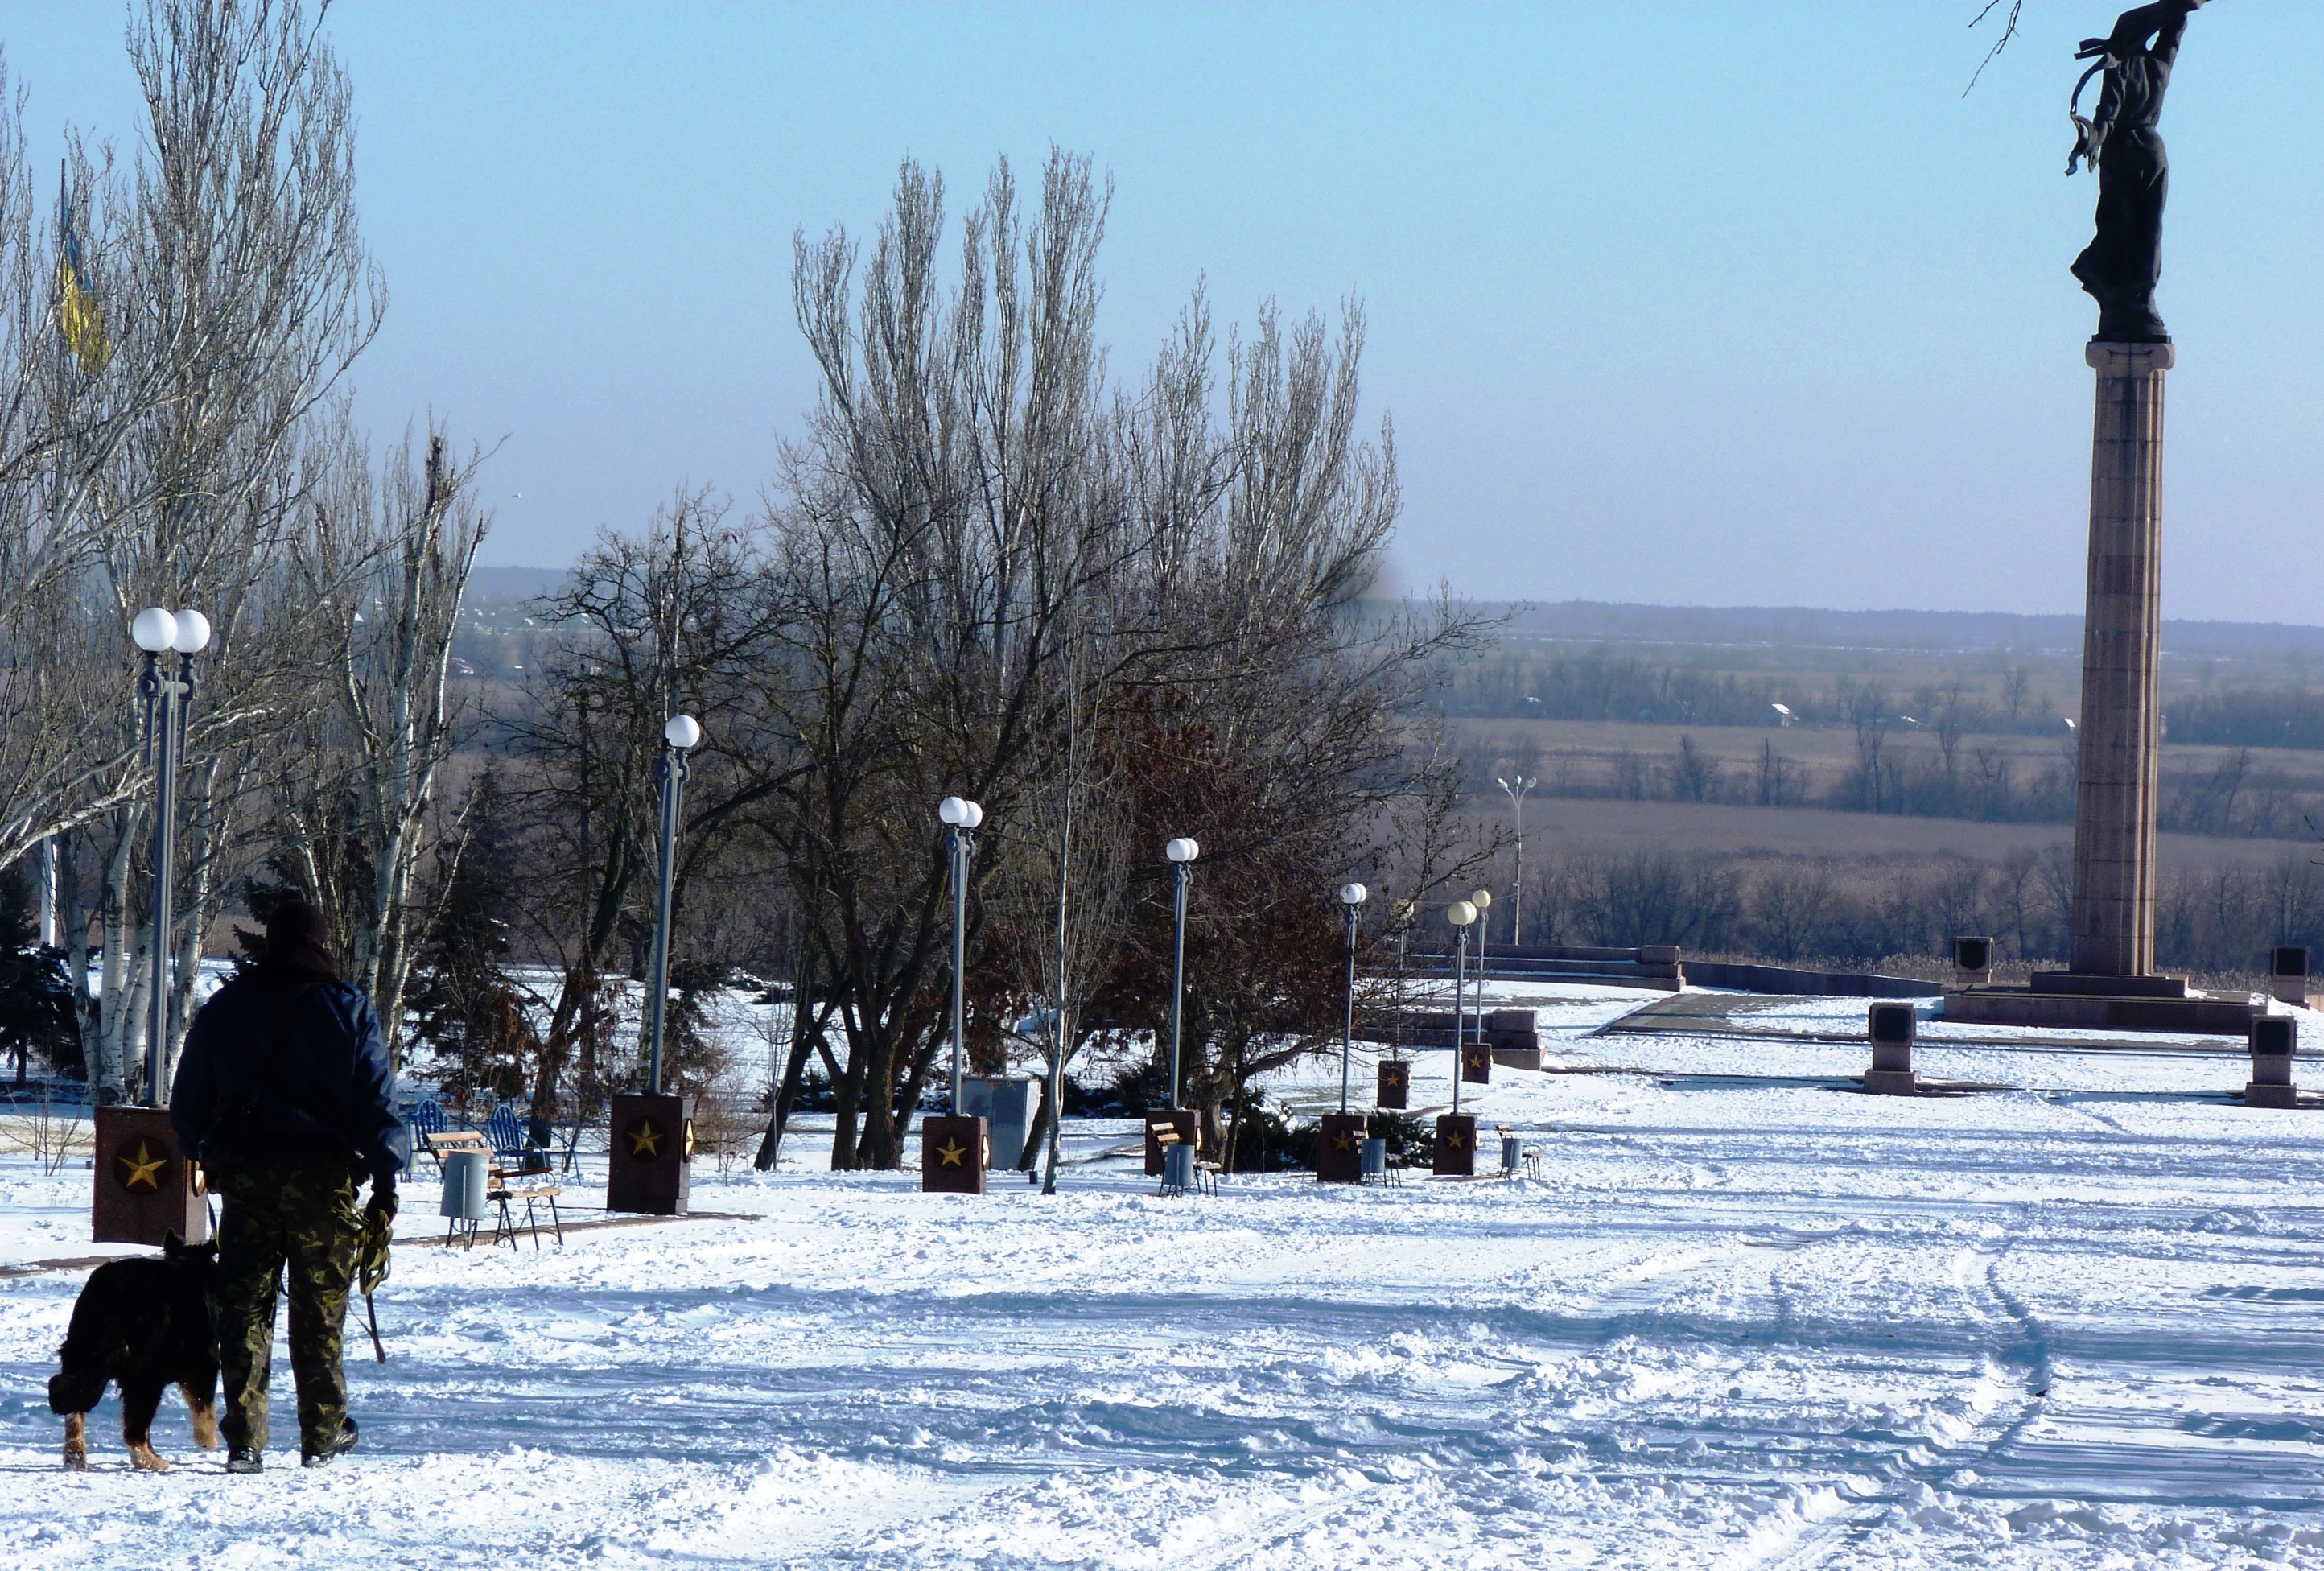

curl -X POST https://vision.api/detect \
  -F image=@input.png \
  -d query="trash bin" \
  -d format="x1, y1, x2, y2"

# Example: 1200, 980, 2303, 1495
1360, 1137, 1386, 1181
440, 1148, 488, 1221
1500, 1134, 1523, 1175
962, 1077, 1043, 1169
1163, 1142, 1196, 1192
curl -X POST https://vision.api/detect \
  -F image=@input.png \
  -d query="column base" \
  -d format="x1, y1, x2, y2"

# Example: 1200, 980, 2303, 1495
2029, 971, 2188, 998
1945, 986, 2261, 1035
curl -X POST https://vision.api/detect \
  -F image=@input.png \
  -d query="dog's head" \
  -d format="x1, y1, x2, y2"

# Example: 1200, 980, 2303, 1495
161, 1231, 220, 1276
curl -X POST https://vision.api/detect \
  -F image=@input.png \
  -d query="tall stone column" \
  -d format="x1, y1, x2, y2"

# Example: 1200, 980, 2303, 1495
2066, 340, 2173, 977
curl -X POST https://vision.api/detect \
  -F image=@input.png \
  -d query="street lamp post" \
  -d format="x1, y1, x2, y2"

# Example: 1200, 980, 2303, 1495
1392, 897, 1415, 1060
1164, 838, 1199, 1107
938, 796, 984, 1111
1447, 900, 1477, 1117
1469, 886, 1494, 1058
131, 606, 208, 1106
94, 607, 213, 1248
643, 713, 699, 1096
1496, 775, 1535, 946
1337, 882, 1367, 1114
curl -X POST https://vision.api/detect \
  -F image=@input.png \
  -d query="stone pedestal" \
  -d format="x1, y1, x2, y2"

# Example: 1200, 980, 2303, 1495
1316, 1112, 1365, 1184
920, 1115, 987, 1194
606, 1092, 693, 1215
2270, 946, 2310, 1008
2246, 1016, 2299, 1109
1864, 1002, 1919, 1095
2068, 340, 2174, 979
1432, 1114, 1477, 1177
92, 1106, 209, 1247
1951, 936, 1995, 991
1376, 1061, 1410, 1108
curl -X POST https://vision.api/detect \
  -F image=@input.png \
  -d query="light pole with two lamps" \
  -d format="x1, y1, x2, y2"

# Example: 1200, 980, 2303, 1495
608, 713, 700, 1218
1143, 837, 1201, 1183
1468, 885, 1494, 1062
1376, 897, 1416, 1109
1495, 774, 1534, 946
93, 607, 212, 1247
642, 714, 699, 1097
1436, 898, 1481, 1177
938, 796, 984, 1111
1164, 837, 1199, 1107
921, 794, 994, 1194
131, 606, 209, 1105
1337, 882, 1366, 1113
1317, 879, 1370, 1184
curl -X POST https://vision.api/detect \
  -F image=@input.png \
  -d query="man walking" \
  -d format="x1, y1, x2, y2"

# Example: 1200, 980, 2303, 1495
171, 901, 401, 1472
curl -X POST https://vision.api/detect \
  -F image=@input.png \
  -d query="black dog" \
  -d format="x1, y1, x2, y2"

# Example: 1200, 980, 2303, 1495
48, 1232, 221, 1471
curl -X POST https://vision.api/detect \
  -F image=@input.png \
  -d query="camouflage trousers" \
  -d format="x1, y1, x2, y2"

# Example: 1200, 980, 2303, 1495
214, 1157, 362, 1457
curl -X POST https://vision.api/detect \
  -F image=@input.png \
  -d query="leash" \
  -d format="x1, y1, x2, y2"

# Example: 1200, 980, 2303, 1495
364, 1291, 386, 1363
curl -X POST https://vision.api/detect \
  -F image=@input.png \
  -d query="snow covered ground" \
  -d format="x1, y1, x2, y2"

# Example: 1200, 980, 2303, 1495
4, 980, 2324, 1567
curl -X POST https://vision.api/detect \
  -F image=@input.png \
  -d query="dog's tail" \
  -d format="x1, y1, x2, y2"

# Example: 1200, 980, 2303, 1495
48, 1368, 107, 1416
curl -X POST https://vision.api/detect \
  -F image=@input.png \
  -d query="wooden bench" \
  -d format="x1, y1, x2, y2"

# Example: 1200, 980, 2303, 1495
1486, 1124, 1544, 1181
425, 1131, 563, 1251
1151, 1126, 1218, 1197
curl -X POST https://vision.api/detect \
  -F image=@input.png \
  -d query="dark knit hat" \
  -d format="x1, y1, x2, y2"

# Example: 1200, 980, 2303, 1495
262, 900, 339, 980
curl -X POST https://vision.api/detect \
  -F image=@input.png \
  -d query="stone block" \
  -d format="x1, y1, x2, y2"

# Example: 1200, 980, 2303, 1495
1316, 1113, 1365, 1184
921, 1115, 987, 1194
1376, 1060, 1410, 1108
607, 1092, 694, 1216
93, 1106, 209, 1247
1432, 1114, 1477, 1177
2271, 946, 2310, 1008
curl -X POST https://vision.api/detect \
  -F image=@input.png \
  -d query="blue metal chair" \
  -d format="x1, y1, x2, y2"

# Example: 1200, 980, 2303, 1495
482, 1103, 550, 1175
406, 1098, 449, 1176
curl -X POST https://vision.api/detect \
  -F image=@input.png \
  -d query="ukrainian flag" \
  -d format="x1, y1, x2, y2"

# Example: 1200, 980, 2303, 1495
55, 168, 108, 376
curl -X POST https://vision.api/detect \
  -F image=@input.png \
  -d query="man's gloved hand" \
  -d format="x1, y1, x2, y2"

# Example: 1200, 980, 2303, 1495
359, 1179, 396, 1296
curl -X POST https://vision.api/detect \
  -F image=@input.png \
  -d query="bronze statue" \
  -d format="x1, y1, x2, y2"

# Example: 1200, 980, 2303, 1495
2068, 1, 2207, 342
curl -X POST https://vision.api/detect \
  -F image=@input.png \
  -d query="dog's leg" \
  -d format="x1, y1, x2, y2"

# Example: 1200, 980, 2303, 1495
121, 1383, 169, 1473
62, 1412, 87, 1470
181, 1383, 219, 1451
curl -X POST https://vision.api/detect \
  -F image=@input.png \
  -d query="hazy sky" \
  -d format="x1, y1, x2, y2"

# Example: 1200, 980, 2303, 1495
6, 2, 2320, 620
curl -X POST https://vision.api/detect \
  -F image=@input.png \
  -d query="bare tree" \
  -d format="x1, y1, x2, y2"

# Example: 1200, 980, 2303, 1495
276, 418, 492, 1060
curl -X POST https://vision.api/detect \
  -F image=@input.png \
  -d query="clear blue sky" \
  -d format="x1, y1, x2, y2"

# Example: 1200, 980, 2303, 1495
5, 2, 2319, 620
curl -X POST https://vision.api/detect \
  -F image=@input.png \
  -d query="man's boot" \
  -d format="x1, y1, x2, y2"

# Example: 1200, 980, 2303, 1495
302, 1416, 358, 1468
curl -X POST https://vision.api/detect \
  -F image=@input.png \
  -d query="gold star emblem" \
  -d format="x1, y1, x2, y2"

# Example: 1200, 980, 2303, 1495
683, 1121, 697, 1161
117, 1141, 167, 1193
935, 1139, 970, 1168
1444, 1128, 1467, 1149
628, 1119, 663, 1158
1333, 1129, 1358, 1152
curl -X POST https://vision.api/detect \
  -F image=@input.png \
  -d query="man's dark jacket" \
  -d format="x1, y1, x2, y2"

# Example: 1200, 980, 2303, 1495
171, 968, 402, 1186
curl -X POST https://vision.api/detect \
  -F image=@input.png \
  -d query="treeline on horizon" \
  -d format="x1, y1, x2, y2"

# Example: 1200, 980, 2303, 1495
1514, 846, 2324, 982
1442, 648, 2324, 752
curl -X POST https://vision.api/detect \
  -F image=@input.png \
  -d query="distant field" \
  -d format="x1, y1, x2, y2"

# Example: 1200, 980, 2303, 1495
1502, 795, 2306, 876
1448, 715, 2324, 843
